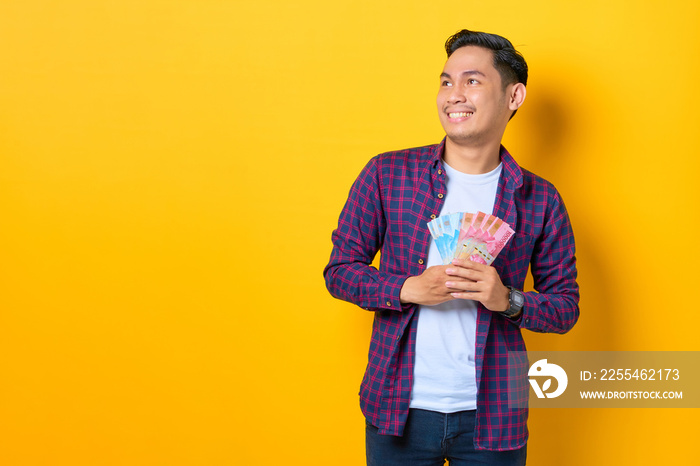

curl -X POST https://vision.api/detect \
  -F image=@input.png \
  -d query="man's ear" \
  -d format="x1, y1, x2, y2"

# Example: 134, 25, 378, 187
508, 83, 526, 111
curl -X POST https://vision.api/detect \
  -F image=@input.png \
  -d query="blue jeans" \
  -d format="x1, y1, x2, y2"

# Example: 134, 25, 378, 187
366, 409, 527, 466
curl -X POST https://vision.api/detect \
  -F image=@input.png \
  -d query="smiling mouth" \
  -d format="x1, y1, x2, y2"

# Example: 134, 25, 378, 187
448, 112, 473, 118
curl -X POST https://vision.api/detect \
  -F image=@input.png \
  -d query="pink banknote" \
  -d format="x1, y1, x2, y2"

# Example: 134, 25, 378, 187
427, 211, 515, 265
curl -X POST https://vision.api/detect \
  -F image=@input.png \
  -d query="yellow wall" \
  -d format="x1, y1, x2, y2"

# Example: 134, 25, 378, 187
1, 1, 698, 464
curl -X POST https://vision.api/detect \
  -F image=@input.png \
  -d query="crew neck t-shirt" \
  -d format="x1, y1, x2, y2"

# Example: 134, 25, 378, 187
410, 161, 502, 412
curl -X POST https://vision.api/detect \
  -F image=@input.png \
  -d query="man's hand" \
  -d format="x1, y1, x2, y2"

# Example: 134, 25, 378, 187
400, 259, 510, 311
444, 258, 509, 312
399, 265, 465, 306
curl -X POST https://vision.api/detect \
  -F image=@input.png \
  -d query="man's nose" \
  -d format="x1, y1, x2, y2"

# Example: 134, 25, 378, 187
447, 85, 466, 103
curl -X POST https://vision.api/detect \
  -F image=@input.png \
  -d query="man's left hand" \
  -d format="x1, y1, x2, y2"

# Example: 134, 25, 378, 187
445, 258, 509, 313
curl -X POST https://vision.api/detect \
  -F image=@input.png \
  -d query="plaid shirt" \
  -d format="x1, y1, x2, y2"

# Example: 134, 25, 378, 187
323, 139, 579, 450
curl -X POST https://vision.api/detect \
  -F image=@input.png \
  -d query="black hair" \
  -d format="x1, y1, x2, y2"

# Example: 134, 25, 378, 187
445, 29, 528, 89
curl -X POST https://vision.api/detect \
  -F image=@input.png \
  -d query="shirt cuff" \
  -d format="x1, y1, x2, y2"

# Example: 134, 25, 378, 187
369, 274, 411, 312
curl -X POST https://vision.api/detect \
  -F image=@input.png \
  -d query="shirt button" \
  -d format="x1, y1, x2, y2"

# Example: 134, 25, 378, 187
430, 214, 436, 219
418, 259, 424, 265
386, 301, 392, 307
437, 193, 444, 199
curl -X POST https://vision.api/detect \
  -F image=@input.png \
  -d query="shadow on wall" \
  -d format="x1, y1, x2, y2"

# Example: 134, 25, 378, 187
516, 66, 620, 352
513, 67, 622, 465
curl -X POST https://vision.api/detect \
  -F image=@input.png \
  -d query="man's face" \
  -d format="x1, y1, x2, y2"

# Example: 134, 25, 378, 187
437, 46, 514, 147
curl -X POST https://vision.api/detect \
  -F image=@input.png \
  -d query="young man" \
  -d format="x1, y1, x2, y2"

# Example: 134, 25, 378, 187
324, 29, 579, 465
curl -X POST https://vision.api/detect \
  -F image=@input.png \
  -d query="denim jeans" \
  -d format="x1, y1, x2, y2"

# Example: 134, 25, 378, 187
366, 409, 527, 466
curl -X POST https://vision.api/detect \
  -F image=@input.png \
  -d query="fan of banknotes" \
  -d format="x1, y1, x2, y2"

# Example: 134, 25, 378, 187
427, 211, 515, 265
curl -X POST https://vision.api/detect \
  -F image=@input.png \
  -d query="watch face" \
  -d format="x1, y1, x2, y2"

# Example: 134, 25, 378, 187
513, 290, 525, 307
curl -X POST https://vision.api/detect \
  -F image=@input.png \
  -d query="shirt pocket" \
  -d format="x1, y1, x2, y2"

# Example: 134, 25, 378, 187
496, 232, 535, 286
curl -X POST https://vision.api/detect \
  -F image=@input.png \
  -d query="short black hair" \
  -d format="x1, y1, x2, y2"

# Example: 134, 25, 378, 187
445, 29, 528, 89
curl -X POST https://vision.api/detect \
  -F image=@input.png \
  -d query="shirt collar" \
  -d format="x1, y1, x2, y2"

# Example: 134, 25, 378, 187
431, 138, 524, 191
429, 138, 446, 167
498, 145, 524, 192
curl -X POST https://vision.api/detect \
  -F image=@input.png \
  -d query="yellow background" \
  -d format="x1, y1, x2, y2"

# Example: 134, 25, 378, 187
1, 1, 698, 464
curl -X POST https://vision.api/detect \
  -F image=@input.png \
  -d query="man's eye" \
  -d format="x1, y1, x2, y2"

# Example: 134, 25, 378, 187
468, 79, 479, 84
442, 81, 452, 87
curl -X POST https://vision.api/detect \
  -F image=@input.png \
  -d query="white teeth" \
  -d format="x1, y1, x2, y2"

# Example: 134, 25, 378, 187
448, 112, 473, 118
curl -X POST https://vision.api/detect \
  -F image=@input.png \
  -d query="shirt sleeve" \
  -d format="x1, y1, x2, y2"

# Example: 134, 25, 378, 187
323, 156, 411, 312
517, 188, 580, 333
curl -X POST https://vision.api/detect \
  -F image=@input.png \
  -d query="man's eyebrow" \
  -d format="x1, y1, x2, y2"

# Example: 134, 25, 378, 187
440, 70, 487, 79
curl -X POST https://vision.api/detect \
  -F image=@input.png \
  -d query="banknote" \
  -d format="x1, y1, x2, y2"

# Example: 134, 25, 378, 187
428, 212, 463, 264
427, 211, 515, 265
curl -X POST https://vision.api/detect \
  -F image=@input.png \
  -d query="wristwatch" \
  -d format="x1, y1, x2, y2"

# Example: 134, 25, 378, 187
501, 286, 525, 318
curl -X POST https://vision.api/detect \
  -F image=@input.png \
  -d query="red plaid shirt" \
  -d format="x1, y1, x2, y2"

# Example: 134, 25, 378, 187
323, 139, 579, 450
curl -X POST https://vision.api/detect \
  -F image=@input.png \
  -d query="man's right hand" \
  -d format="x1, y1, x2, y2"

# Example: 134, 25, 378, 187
400, 265, 471, 306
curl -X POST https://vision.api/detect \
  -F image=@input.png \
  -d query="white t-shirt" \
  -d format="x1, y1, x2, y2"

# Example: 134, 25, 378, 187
409, 161, 502, 412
